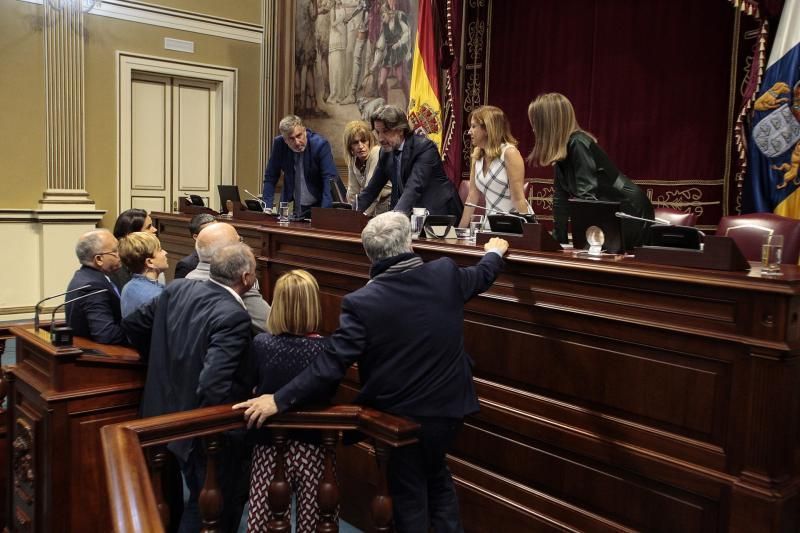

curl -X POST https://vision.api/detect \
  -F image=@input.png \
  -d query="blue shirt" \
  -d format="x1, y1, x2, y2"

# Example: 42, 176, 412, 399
121, 274, 164, 318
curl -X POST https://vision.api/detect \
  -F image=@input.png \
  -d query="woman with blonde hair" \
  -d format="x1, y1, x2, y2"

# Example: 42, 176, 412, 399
343, 119, 391, 215
458, 105, 532, 228
118, 231, 168, 317
527, 92, 653, 247
244, 269, 337, 532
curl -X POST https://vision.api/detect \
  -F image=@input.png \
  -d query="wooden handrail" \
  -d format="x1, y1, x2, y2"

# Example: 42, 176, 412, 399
101, 403, 418, 533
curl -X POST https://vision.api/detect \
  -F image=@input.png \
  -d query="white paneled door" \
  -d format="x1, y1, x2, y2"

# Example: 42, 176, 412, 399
123, 72, 222, 213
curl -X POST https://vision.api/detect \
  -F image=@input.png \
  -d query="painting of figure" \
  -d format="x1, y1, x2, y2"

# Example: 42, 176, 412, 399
294, 0, 418, 161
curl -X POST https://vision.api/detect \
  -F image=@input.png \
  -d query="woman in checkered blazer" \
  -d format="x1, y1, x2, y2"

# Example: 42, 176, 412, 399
458, 105, 533, 229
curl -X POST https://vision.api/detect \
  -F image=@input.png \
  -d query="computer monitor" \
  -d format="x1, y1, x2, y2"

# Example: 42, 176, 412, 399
568, 199, 624, 254
217, 185, 242, 214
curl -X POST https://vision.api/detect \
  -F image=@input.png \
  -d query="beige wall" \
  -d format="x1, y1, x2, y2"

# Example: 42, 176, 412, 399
154, 0, 262, 25
0, 0, 265, 229
0, 0, 47, 210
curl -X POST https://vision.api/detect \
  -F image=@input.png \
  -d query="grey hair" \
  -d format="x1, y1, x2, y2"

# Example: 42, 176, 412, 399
361, 211, 413, 263
370, 104, 411, 136
210, 243, 255, 287
279, 115, 305, 136
75, 229, 110, 266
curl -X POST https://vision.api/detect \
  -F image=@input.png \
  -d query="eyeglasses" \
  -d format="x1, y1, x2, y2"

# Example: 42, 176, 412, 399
96, 250, 119, 257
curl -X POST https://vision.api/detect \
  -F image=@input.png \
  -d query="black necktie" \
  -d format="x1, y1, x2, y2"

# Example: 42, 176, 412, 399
393, 150, 402, 189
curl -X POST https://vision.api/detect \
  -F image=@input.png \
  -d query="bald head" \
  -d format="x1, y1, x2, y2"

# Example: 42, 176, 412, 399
195, 222, 240, 263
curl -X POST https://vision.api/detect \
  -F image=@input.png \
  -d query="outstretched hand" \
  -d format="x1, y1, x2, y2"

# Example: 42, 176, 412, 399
232, 394, 278, 429
484, 237, 509, 256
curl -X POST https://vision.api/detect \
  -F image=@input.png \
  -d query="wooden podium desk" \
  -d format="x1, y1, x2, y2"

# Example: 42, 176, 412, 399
153, 211, 800, 532
5, 327, 143, 533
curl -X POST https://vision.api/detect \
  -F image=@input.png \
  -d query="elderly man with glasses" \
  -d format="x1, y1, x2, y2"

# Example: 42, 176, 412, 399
65, 229, 127, 344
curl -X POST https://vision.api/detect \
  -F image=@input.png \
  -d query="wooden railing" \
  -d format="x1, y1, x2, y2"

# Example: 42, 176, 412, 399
101, 404, 419, 533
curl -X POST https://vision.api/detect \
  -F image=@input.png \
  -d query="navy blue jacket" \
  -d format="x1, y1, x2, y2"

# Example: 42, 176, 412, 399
65, 265, 127, 345
122, 279, 254, 460
275, 252, 504, 419
357, 133, 462, 217
262, 128, 337, 209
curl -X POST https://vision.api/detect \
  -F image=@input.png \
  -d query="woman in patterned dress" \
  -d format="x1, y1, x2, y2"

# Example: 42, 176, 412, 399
245, 270, 337, 532
458, 105, 532, 228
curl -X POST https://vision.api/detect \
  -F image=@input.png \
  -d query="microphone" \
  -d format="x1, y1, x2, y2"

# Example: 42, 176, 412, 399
33, 284, 91, 332
615, 212, 662, 225
243, 189, 269, 212
49, 289, 108, 346
465, 201, 486, 211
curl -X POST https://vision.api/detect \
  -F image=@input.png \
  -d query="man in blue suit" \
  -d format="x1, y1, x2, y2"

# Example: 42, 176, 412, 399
65, 229, 127, 345
356, 104, 463, 217
235, 211, 508, 532
262, 114, 338, 218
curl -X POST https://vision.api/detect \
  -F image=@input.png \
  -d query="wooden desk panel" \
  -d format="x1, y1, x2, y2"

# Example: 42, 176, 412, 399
153, 211, 800, 532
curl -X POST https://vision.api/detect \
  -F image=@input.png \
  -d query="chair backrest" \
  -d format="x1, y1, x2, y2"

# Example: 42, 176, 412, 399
458, 180, 484, 208
715, 213, 800, 263
654, 207, 697, 227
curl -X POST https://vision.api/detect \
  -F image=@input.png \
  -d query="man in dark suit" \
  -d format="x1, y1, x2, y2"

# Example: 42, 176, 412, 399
123, 243, 257, 533
173, 213, 216, 279
262, 114, 338, 217
65, 229, 127, 344
235, 212, 508, 532
356, 104, 463, 217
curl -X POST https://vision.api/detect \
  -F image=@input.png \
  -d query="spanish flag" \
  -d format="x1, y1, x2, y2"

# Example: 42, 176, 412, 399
408, 0, 443, 152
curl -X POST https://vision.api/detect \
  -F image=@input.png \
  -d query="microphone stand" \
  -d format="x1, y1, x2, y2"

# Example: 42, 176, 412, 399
33, 284, 91, 332
49, 288, 108, 346
243, 189, 269, 213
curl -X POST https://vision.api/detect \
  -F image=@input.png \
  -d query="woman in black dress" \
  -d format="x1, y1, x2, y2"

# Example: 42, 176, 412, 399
245, 269, 336, 532
527, 92, 654, 248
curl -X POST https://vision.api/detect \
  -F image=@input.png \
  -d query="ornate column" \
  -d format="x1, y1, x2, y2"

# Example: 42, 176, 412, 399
40, 0, 95, 209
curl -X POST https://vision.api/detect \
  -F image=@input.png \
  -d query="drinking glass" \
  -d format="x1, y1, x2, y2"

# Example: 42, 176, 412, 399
761, 234, 783, 275
468, 214, 484, 241
278, 201, 290, 223
410, 207, 428, 238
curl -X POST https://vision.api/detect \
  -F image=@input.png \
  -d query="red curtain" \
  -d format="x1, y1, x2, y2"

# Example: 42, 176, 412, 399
485, 0, 738, 226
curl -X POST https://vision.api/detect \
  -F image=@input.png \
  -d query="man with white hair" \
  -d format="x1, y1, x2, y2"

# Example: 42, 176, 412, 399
65, 229, 127, 344
235, 211, 509, 532
261, 114, 339, 218
124, 243, 258, 533
186, 222, 270, 333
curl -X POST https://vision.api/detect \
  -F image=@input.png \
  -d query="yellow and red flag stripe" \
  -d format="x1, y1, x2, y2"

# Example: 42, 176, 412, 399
408, 0, 443, 152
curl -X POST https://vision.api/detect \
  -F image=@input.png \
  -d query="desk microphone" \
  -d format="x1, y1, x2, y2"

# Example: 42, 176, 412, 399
614, 212, 662, 225
33, 284, 91, 332
243, 189, 269, 212
49, 289, 108, 346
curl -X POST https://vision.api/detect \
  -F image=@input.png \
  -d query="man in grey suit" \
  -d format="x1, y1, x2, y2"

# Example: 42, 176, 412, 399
186, 222, 270, 332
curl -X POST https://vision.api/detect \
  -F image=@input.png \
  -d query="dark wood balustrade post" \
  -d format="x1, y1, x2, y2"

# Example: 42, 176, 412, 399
199, 435, 223, 533
147, 446, 171, 529
316, 430, 339, 533
267, 429, 291, 533
370, 440, 393, 532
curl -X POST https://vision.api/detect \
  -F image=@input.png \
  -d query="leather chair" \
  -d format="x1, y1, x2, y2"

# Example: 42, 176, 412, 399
715, 212, 800, 263
654, 207, 698, 227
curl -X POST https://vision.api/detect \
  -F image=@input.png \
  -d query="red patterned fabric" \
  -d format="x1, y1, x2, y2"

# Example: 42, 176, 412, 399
247, 441, 338, 533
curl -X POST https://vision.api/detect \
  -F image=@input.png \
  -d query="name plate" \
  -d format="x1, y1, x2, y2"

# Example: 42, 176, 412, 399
311, 207, 370, 234
476, 223, 562, 252
634, 236, 750, 271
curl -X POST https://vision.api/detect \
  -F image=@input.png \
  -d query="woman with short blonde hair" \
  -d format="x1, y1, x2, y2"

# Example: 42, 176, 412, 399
526, 92, 653, 247
458, 105, 532, 228
118, 232, 168, 317
246, 269, 337, 532
343, 120, 391, 215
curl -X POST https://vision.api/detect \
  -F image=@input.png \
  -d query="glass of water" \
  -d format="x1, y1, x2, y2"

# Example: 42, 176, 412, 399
469, 214, 484, 241
278, 201, 290, 223
761, 234, 783, 275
